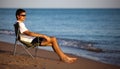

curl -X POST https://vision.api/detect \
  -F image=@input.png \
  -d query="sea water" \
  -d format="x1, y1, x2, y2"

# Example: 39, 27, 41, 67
0, 8, 120, 66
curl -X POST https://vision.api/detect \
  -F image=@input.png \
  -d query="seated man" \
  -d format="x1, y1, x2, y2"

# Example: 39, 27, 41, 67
15, 9, 77, 63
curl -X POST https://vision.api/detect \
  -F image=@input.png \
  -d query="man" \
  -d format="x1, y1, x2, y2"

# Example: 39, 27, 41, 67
15, 9, 77, 63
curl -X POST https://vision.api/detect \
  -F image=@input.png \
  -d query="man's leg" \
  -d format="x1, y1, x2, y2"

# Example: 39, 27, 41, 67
41, 36, 77, 63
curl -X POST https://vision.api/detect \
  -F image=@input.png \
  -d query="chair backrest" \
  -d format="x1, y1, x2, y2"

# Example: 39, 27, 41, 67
14, 22, 20, 40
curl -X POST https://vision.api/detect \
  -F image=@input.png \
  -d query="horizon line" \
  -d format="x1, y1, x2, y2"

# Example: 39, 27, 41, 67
0, 7, 120, 9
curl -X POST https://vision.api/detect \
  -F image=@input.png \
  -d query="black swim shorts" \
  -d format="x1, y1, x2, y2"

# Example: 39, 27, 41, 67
31, 37, 44, 45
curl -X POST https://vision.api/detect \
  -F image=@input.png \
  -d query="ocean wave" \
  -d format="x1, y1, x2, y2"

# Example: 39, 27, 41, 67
58, 38, 103, 52
0, 29, 15, 35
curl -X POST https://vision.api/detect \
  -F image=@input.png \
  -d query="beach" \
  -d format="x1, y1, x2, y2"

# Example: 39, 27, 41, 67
0, 9, 120, 66
0, 41, 119, 69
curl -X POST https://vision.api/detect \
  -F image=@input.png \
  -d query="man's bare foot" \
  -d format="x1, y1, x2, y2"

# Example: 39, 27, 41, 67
61, 56, 77, 63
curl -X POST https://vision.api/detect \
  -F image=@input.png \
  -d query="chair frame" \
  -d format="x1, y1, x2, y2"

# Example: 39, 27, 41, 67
13, 23, 39, 59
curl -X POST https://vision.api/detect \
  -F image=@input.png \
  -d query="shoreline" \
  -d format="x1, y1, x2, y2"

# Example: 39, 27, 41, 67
0, 41, 120, 69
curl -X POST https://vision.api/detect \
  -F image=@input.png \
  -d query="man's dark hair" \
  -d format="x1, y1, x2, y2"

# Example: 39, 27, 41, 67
16, 9, 26, 20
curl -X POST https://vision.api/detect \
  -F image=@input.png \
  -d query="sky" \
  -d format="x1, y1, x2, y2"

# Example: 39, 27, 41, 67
0, 0, 120, 8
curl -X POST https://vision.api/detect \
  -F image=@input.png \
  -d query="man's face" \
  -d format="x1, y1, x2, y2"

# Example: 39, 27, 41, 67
17, 12, 26, 22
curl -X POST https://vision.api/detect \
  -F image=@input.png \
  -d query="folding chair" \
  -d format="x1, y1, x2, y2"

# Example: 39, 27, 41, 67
13, 23, 39, 59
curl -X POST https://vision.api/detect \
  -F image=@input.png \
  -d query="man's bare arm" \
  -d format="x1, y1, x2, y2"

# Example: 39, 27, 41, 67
23, 30, 50, 41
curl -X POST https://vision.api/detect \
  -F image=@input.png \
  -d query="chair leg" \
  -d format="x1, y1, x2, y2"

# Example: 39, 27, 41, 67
13, 40, 18, 56
35, 46, 38, 57
13, 40, 37, 59
34, 37, 39, 58
22, 45, 34, 59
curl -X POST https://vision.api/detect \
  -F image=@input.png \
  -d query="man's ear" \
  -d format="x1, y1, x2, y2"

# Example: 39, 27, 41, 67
17, 15, 20, 19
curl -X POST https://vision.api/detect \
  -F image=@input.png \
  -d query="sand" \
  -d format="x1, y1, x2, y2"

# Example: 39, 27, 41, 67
0, 41, 120, 69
